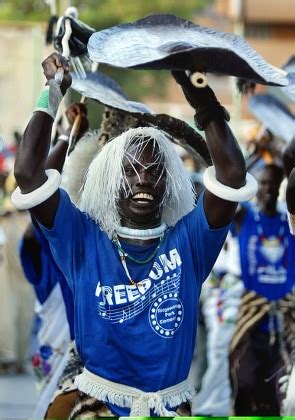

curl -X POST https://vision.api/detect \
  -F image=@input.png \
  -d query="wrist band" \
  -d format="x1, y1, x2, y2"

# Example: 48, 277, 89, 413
35, 85, 50, 109
58, 134, 69, 143
11, 169, 61, 210
287, 211, 295, 235
34, 80, 63, 120
194, 105, 230, 131
203, 166, 258, 202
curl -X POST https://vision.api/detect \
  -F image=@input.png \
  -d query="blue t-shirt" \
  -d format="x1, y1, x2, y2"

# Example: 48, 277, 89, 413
38, 188, 229, 416
236, 204, 295, 300
19, 224, 75, 339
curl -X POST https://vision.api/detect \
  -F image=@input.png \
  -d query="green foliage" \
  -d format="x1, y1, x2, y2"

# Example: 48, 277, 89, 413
99, 64, 168, 99
0, 0, 211, 26
0, 0, 48, 21
74, 0, 210, 29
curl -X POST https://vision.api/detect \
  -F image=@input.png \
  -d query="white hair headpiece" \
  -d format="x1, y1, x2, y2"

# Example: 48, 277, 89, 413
79, 127, 196, 238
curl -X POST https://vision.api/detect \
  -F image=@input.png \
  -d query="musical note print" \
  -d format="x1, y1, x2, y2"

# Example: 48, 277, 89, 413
98, 271, 181, 324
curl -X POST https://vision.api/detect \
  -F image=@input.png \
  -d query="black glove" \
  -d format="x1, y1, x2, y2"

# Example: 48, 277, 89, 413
171, 70, 230, 131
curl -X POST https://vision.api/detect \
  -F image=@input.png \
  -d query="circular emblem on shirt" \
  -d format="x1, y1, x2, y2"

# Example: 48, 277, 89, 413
149, 293, 184, 338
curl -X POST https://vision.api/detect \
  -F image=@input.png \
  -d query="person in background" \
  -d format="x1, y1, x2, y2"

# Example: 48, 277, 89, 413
230, 164, 295, 416
0, 174, 34, 374
192, 232, 244, 416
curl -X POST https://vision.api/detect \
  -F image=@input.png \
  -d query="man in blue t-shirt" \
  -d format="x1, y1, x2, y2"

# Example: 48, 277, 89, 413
230, 164, 295, 416
12, 52, 256, 417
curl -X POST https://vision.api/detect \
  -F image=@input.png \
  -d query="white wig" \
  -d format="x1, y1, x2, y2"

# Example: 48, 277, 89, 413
61, 129, 101, 204
79, 127, 196, 238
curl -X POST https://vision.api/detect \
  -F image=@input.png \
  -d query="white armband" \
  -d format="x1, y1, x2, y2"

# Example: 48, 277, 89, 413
287, 211, 295, 235
34, 80, 63, 120
203, 166, 258, 202
58, 134, 70, 143
11, 169, 61, 210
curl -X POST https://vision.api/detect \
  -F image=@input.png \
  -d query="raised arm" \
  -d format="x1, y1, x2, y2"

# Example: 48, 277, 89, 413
45, 136, 69, 172
286, 169, 295, 212
283, 137, 295, 213
203, 118, 246, 227
283, 137, 295, 179
172, 71, 256, 228
20, 129, 70, 281
283, 138, 295, 232
13, 53, 71, 228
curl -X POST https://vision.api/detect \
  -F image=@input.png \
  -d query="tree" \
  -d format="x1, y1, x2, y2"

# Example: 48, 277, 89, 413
0, 0, 211, 27
75, 0, 210, 28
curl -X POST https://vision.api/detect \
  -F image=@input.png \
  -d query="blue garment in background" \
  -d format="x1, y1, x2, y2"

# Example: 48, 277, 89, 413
237, 204, 295, 299
19, 224, 75, 339
235, 204, 295, 331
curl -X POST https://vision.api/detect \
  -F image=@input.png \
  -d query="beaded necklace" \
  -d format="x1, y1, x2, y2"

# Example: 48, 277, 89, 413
113, 234, 165, 287
253, 207, 286, 244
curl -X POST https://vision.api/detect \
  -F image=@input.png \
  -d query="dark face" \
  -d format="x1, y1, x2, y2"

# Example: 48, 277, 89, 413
118, 140, 167, 229
256, 168, 281, 211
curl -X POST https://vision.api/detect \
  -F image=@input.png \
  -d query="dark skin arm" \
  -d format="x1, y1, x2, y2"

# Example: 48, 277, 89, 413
46, 138, 69, 172
172, 72, 246, 228
22, 140, 65, 274
286, 168, 295, 213
21, 140, 69, 277
203, 119, 246, 228
282, 138, 295, 214
14, 53, 72, 228
282, 137, 295, 178
22, 222, 42, 278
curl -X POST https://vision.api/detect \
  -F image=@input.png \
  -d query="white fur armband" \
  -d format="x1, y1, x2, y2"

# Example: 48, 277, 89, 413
34, 80, 63, 120
203, 166, 258, 202
11, 169, 61, 210
287, 211, 295, 235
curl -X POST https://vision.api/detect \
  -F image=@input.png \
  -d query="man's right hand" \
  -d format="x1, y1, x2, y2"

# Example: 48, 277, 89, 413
42, 52, 72, 95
